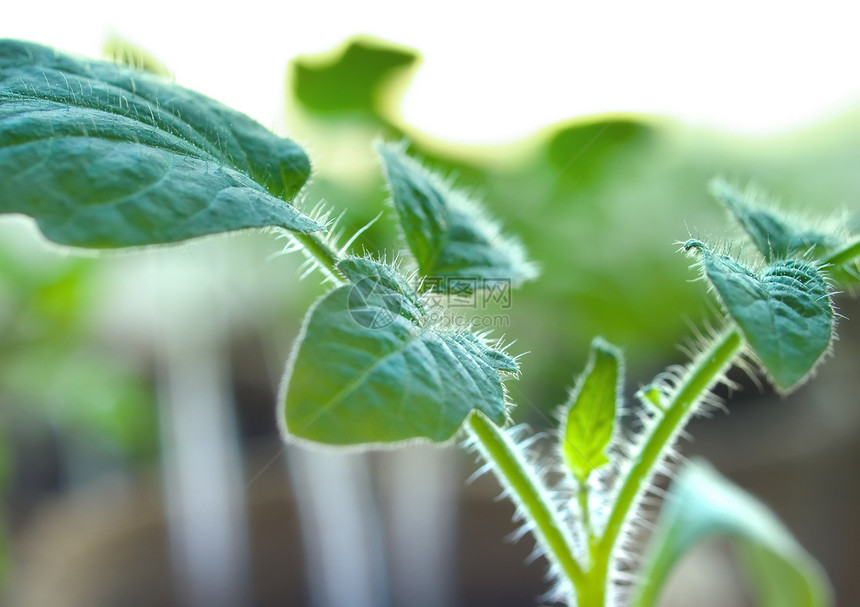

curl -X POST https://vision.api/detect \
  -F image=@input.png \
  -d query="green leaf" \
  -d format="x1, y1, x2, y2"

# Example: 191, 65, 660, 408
631, 461, 832, 607
822, 238, 860, 285
377, 142, 536, 292
0, 39, 320, 248
561, 337, 621, 482
710, 179, 840, 262
334, 256, 424, 323
738, 539, 831, 607
290, 35, 419, 118
686, 241, 833, 391
547, 118, 655, 189
280, 257, 515, 446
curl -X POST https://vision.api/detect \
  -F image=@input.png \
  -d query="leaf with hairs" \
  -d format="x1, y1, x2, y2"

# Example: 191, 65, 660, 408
710, 179, 842, 262
686, 241, 833, 391
0, 39, 320, 248
378, 142, 536, 292
281, 257, 516, 446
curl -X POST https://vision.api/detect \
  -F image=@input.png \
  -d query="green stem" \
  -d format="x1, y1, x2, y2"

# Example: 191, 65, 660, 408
575, 559, 607, 606
467, 412, 585, 588
293, 231, 343, 282
578, 482, 594, 546
597, 327, 743, 557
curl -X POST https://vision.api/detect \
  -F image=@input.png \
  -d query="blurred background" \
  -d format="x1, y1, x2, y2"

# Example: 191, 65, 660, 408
2, 3, 860, 606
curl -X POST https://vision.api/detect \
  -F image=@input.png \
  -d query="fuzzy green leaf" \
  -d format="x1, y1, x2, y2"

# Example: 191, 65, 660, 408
0, 39, 320, 248
710, 179, 840, 262
561, 337, 621, 482
686, 241, 833, 391
631, 461, 832, 607
377, 142, 536, 292
280, 258, 515, 446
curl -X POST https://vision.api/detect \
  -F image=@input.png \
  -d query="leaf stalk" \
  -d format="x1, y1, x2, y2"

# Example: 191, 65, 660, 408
467, 412, 586, 588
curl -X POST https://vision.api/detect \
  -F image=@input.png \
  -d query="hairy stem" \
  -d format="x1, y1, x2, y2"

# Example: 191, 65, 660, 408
467, 412, 585, 588
292, 232, 343, 282
597, 327, 743, 559
575, 559, 607, 606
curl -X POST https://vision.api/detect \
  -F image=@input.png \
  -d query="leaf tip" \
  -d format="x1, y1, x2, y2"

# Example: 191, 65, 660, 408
683, 239, 706, 254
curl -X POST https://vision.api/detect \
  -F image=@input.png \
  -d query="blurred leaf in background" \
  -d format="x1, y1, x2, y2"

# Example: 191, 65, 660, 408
633, 461, 833, 607
289, 35, 418, 121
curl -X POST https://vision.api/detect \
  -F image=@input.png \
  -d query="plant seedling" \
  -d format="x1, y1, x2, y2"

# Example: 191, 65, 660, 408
2, 39, 858, 605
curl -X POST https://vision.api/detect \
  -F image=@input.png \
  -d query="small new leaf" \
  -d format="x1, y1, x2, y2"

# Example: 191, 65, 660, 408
638, 385, 665, 412
377, 142, 536, 292
631, 461, 832, 607
0, 40, 320, 248
686, 241, 833, 391
710, 179, 840, 262
561, 337, 621, 483
281, 258, 515, 446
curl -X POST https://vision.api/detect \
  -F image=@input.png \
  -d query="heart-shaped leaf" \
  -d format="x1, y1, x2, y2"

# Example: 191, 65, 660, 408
561, 337, 622, 482
686, 241, 833, 391
280, 257, 516, 446
631, 461, 832, 607
377, 142, 536, 293
0, 39, 320, 248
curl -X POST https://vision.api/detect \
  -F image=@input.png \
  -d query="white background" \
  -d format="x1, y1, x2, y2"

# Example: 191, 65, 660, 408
3, 0, 860, 143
